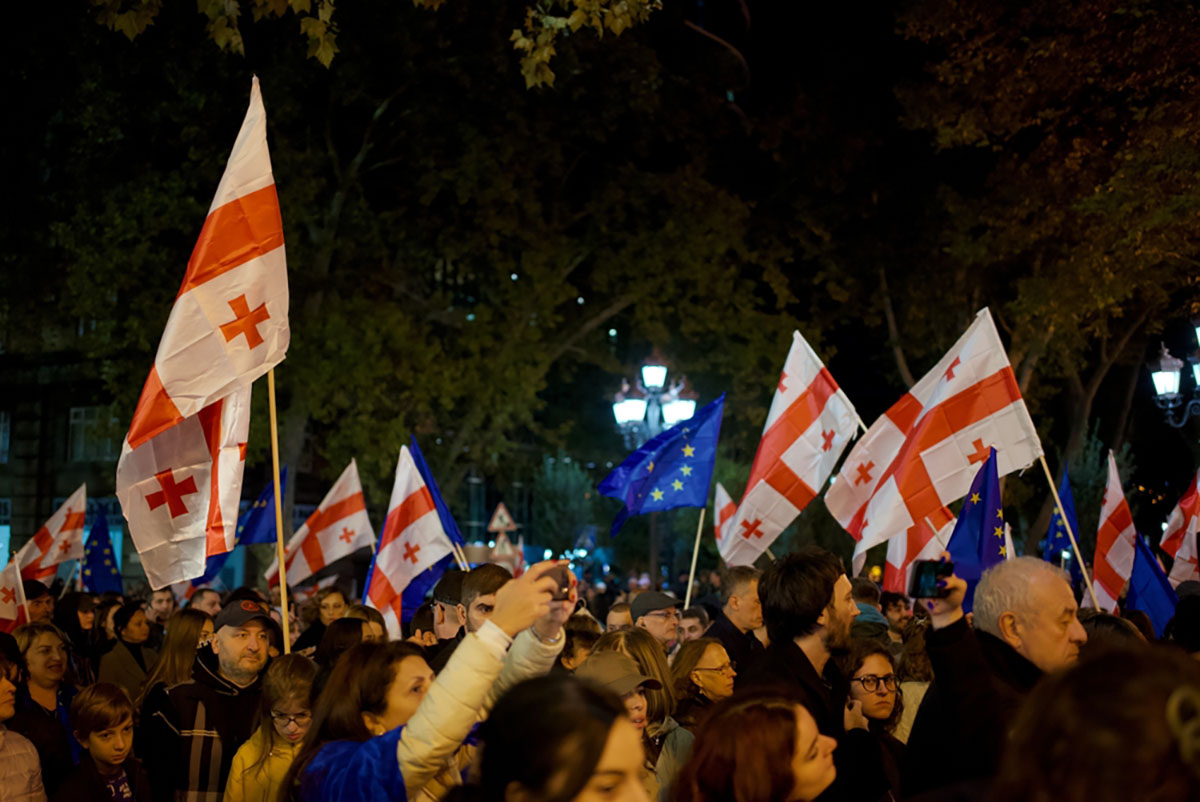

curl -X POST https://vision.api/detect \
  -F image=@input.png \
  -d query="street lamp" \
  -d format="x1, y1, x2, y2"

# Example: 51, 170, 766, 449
1150, 340, 1200, 428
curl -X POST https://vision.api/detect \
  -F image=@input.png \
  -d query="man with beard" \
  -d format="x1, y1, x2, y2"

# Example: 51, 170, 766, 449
740, 546, 888, 802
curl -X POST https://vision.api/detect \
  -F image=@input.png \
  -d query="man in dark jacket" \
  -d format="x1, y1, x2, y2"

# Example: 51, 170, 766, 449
739, 547, 888, 802
140, 600, 271, 802
707, 566, 764, 672
901, 556, 1088, 798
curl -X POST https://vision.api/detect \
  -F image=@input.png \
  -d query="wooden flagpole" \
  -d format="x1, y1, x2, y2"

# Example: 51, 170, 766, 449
267, 369, 292, 654
1038, 455, 1101, 610
684, 508, 707, 608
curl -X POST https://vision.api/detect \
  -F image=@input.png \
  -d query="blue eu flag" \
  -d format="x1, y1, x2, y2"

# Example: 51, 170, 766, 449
1042, 463, 1084, 589
1127, 533, 1178, 638
947, 447, 1005, 612
83, 509, 123, 595
599, 395, 725, 535
193, 469, 287, 589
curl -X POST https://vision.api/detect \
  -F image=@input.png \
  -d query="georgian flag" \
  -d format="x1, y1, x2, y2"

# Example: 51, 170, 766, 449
365, 447, 455, 639
1092, 451, 1137, 611
116, 387, 251, 589
883, 514, 956, 594
712, 482, 738, 565
721, 331, 860, 566
266, 460, 376, 587
1160, 466, 1200, 587
124, 77, 288, 450
16, 484, 87, 582
0, 559, 30, 633
825, 308, 1043, 574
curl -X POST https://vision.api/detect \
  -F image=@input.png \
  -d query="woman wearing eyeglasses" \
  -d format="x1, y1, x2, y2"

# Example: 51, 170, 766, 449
670, 638, 736, 729
838, 639, 905, 799
224, 654, 316, 802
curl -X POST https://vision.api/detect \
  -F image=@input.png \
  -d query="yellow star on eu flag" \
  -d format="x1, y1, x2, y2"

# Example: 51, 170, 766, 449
999, 545, 1007, 557
647, 461, 655, 473
970, 493, 981, 504
996, 509, 1003, 519
672, 479, 684, 491
651, 488, 664, 501
682, 445, 695, 458
681, 465, 693, 476
993, 526, 1004, 538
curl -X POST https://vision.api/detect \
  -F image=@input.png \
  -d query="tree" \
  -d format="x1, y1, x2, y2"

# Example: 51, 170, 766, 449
530, 453, 600, 555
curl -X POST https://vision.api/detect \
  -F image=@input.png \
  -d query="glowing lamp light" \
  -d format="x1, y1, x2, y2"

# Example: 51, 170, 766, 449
1151, 345, 1183, 398
641, 363, 668, 391
543, 548, 553, 560
612, 397, 648, 425
661, 397, 696, 425
1193, 362, 1200, 388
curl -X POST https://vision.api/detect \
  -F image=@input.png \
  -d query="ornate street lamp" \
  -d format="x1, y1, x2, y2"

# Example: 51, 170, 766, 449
1150, 340, 1200, 428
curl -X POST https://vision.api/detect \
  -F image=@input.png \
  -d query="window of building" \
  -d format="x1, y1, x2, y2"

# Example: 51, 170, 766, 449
0, 410, 9, 464
68, 406, 119, 462
0, 498, 10, 560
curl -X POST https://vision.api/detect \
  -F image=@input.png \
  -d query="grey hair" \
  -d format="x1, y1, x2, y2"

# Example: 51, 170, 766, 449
973, 557, 1069, 637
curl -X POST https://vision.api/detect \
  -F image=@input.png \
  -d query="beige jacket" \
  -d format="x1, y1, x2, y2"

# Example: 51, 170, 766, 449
396, 623, 564, 801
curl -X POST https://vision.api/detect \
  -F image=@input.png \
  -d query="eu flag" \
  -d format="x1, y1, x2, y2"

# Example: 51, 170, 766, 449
599, 394, 725, 535
83, 509, 123, 595
1127, 533, 1178, 638
947, 447, 1005, 612
1042, 463, 1084, 589
192, 469, 287, 589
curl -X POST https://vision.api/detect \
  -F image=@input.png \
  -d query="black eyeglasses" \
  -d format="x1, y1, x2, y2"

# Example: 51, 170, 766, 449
270, 711, 312, 727
851, 674, 898, 692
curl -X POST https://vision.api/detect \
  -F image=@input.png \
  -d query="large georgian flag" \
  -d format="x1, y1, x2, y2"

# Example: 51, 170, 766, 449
1160, 466, 1200, 587
883, 514, 955, 594
125, 77, 288, 450
116, 387, 251, 588
364, 447, 455, 639
721, 331, 860, 566
825, 308, 1043, 573
0, 559, 29, 634
712, 482, 738, 565
266, 460, 376, 587
1092, 451, 1137, 611
16, 485, 87, 582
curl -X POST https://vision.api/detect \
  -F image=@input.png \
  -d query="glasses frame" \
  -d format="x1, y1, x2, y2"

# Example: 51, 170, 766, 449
851, 673, 899, 692
270, 711, 313, 727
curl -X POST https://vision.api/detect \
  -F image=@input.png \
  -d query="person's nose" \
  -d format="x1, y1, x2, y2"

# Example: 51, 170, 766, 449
1069, 617, 1087, 643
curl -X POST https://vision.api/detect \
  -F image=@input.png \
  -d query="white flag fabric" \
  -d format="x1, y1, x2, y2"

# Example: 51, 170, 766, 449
0, 559, 29, 633
825, 308, 1043, 573
712, 482, 738, 565
266, 460, 376, 587
721, 331, 860, 566
882, 514, 955, 594
365, 447, 453, 639
125, 77, 288, 450
16, 484, 87, 582
1161, 467, 1199, 587
1093, 451, 1137, 612
116, 386, 251, 589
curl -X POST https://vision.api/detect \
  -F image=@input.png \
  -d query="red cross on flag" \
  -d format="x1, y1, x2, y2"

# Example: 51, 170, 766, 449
1161, 466, 1200, 587
825, 308, 1043, 574
0, 558, 29, 633
265, 460, 376, 587
125, 76, 288, 450
116, 386, 251, 589
712, 482, 739, 565
15, 484, 87, 582
720, 331, 861, 566
365, 447, 454, 639
882, 513, 956, 593
1092, 451, 1137, 611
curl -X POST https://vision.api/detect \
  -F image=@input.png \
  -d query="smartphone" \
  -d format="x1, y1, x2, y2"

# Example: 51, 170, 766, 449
544, 565, 572, 601
908, 559, 955, 599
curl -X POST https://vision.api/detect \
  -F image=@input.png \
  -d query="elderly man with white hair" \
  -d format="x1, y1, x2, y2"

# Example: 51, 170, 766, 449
901, 555, 1088, 797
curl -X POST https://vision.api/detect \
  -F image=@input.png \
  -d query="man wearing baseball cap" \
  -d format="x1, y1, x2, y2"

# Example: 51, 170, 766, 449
631, 591, 683, 652
141, 599, 273, 801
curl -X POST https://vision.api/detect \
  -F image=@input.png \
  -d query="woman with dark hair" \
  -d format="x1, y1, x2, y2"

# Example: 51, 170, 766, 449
989, 645, 1200, 802
89, 599, 121, 663
672, 689, 837, 802
283, 561, 578, 802
446, 674, 648, 802
293, 587, 347, 654
1077, 609, 1145, 658
670, 638, 735, 729
97, 602, 160, 702
133, 608, 211, 734
0, 648, 46, 800
53, 592, 96, 685
312, 617, 367, 696
893, 619, 931, 744
553, 613, 603, 674
8, 622, 80, 797
837, 639, 904, 798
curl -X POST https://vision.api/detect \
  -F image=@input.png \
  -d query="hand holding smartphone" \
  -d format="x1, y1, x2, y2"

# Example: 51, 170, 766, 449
908, 559, 955, 599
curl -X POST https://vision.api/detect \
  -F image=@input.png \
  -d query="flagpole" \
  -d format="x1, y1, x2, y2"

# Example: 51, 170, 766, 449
267, 369, 292, 654
1038, 455, 1100, 609
684, 508, 707, 608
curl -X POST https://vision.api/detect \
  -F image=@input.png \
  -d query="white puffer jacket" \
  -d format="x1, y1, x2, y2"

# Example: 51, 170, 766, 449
396, 622, 564, 800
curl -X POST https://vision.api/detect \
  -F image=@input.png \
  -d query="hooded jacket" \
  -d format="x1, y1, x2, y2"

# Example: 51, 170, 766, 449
140, 648, 265, 802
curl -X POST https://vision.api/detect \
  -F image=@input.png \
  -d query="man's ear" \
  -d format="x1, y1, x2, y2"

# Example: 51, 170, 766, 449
996, 611, 1022, 650
728, 594, 741, 612
815, 606, 830, 631
210, 634, 221, 655
456, 603, 467, 626
635, 617, 648, 630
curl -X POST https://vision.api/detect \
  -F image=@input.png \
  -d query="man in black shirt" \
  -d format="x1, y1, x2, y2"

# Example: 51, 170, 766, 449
707, 565, 764, 674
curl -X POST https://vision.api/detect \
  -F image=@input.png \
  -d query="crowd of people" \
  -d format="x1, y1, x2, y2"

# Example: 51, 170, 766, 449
1, 549, 1198, 801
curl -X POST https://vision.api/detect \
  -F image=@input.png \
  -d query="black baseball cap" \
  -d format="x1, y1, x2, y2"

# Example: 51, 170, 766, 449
433, 569, 465, 606
630, 591, 682, 622
22, 579, 51, 601
213, 599, 274, 632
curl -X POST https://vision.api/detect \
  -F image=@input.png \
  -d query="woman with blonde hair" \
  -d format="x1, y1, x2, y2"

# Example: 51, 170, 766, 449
133, 608, 211, 750
592, 627, 693, 801
8, 622, 78, 797
225, 654, 316, 802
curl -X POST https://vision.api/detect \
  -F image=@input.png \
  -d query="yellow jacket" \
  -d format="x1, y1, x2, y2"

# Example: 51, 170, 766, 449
223, 727, 301, 802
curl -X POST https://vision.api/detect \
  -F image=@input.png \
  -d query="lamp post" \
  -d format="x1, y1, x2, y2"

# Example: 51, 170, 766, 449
1149, 335, 1200, 428
610, 353, 698, 585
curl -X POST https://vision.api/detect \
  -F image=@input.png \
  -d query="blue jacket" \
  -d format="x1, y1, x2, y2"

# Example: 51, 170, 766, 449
298, 728, 409, 802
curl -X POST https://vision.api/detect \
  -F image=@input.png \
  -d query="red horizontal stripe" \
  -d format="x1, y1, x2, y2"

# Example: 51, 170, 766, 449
380, 487, 436, 549
177, 185, 284, 297
742, 368, 838, 499
127, 365, 184, 450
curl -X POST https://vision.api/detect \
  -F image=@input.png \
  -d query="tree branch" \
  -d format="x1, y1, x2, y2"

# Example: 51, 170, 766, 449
878, 267, 916, 388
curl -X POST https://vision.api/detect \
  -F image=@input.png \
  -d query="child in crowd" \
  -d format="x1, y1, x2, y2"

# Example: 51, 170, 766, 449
52, 682, 150, 802
224, 654, 316, 802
